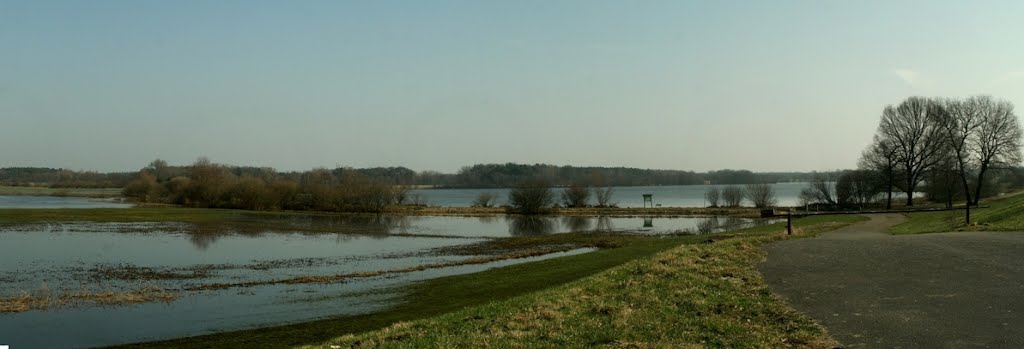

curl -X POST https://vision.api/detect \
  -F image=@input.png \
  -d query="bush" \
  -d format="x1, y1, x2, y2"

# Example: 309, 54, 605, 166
508, 178, 555, 214
744, 183, 777, 208
722, 186, 744, 207
560, 183, 590, 208
704, 187, 721, 207
473, 192, 499, 207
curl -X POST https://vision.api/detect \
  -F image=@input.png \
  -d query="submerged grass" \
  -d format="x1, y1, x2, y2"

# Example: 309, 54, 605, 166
889, 191, 1024, 234
0, 285, 175, 313
115, 215, 863, 349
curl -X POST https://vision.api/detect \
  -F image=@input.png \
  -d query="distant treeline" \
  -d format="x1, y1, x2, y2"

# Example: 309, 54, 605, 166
0, 167, 135, 188
2, 162, 819, 189
122, 158, 408, 213
443, 164, 814, 187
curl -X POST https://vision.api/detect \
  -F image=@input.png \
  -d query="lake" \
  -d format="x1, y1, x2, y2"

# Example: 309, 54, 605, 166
409, 182, 811, 208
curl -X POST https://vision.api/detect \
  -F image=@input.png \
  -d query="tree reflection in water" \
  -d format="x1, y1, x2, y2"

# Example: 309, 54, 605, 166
697, 216, 720, 234
560, 216, 591, 232
184, 214, 412, 250
594, 216, 614, 231
506, 215, 557, 236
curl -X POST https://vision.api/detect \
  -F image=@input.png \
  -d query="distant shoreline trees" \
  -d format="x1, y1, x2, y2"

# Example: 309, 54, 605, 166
123, 158, 406, 213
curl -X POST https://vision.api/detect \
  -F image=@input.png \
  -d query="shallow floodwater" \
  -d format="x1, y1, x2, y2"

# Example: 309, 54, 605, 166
0, 222, 597, 347
0, 214, 774, 347
0, 195, 132, 209
203, 212, 776, 238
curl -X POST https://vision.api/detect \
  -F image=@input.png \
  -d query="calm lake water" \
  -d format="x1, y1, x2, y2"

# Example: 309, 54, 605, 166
409, 182, 810, 208
0, 195, 132, 209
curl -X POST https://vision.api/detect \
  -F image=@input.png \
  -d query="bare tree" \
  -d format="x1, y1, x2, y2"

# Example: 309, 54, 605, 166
971, 96, 1023, 205
472, 191, 499, 207
560, 182, 590, 207
933, 97, 981, 221
799, 171, 839, 207
744, 183, 777, 208
391, 185, 411, 205
590, 173, 616, 208
836, 170, 882, 208
721, 186, 744, 207
508, 177, 555, 214
877, 97, 945, 206
858, 134, 900, 209
704, 187, 721, 207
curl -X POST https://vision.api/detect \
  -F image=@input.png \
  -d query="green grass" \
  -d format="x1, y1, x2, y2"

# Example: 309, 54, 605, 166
113, 214, 864, 349
889, 192, 1024, 234
0, 185, 122, 197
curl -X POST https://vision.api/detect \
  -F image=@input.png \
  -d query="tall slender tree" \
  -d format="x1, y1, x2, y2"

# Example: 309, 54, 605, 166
971, 96, 1023, 205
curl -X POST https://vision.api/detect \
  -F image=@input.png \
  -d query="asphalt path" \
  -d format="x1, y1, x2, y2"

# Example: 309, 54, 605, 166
759, 214, 1024, 348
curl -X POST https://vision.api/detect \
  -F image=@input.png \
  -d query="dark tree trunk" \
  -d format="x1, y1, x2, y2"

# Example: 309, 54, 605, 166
972, 164, 989, 206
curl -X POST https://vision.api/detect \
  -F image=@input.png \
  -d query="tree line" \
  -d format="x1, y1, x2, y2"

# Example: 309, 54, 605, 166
3, 163, 823, 190
799, 95, 1023, 217
122, 158, 412, 213
0, 167, 135, 188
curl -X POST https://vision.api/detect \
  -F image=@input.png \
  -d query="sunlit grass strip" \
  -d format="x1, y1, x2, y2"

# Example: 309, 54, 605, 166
889, 191, 1024, 234
305, 219, 859, 349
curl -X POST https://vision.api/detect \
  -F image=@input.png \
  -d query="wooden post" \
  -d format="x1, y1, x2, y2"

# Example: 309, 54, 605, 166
787, 212, 792, 235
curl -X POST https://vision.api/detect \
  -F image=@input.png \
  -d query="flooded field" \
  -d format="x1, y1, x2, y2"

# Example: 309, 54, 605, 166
0, 214, 774, 347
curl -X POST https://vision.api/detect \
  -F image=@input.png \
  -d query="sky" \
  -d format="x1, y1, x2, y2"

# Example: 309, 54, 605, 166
2, 1, 1024, 173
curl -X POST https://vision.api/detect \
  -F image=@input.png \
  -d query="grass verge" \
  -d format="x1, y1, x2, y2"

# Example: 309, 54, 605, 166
114, 215, 863, 349
889, 192, 1024, 234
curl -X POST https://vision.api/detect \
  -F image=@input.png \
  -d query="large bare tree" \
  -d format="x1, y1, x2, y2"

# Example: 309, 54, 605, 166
877, 97, 945, 206
971, 96, 1023, 205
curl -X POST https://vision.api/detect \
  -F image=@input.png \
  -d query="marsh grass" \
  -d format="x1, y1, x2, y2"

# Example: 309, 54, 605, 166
0, 284, 175, 313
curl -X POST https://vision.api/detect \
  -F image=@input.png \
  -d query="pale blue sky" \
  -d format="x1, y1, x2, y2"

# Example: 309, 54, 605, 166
2, 1, 1023, 172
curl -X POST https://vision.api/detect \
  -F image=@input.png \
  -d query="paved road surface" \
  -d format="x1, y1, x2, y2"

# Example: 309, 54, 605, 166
759, 214, 1024, 348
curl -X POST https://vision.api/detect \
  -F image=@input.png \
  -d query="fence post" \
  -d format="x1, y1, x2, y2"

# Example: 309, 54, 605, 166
787, 212, 792, 235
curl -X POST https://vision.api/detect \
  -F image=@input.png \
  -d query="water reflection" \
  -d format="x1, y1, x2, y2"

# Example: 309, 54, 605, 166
642, 217, 654, 230
476, 216, 499, 224
594, 216, 614, 231
507, 216, 556, 236
560, 216, 591, 232
697, 216, 719, 234
111, 213, 782, 249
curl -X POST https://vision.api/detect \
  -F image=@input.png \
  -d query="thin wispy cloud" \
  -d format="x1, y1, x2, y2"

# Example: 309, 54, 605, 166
892, 68, 923, 87
992, 70, 1024, 85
